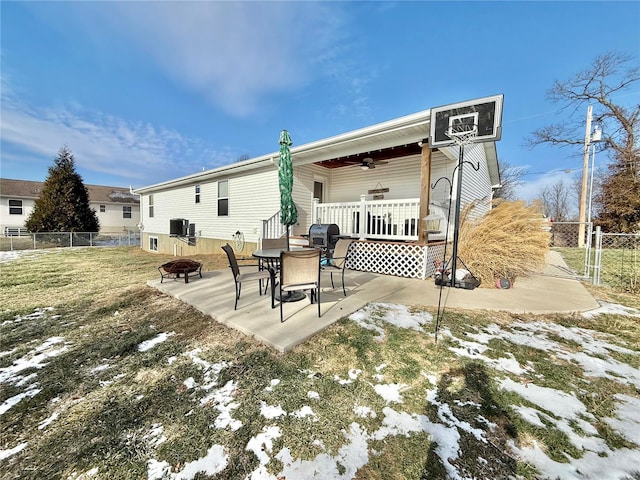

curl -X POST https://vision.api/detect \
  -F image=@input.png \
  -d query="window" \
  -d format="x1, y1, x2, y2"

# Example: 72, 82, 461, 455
195, 185, 201, 204
218, 180, 228, 216
99, 204, 106, 213
149, 195, 154, 218
149, 236, 158, 251
123, 206, 132, 219
9, 199, 22, 215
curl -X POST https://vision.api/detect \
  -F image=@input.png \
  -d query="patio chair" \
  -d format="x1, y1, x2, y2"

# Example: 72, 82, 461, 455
258, 237, 287, 292
222, 243, 274, 310
321, 238, 352, 296
278, 249, 321, 322
261, 237, 288, 249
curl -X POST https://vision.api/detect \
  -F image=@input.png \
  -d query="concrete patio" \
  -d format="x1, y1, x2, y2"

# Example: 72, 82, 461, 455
147, 250, 599, 352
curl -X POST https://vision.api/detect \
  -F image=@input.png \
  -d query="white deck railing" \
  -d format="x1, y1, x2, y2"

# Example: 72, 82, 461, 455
262, 195, 448, 243
261, 211, 286, 240
312, 195, 423, 241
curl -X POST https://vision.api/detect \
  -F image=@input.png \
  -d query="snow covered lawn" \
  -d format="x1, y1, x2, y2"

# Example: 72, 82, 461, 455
1, 247, 639, 479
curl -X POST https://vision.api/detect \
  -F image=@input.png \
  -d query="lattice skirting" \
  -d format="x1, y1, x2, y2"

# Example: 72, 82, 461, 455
345, 241, 446, 279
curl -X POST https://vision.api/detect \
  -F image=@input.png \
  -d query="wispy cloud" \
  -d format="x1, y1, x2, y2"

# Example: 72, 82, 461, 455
1, 93, 234, 186
60, 2, 347, 117
517, 169, 579, 208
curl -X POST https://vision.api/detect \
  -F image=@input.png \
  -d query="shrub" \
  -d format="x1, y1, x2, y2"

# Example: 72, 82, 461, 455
457, 200, 550, 287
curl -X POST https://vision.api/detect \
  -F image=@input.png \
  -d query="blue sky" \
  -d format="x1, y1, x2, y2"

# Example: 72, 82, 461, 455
1, 1, 638, 202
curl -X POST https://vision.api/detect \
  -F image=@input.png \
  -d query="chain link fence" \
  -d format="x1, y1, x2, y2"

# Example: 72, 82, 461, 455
590, 229, 639, 293
0, 231, 141, 252
550, 222, 639, 293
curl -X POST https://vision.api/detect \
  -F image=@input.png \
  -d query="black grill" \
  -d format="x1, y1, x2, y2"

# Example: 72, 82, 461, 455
308, 223, 340, 251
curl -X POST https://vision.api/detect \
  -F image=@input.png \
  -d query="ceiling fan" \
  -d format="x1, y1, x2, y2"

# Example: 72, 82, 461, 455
359, 157, 388, 170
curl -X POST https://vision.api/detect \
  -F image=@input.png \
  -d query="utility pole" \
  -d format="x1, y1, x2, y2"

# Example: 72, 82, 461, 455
578, 105, 592, 248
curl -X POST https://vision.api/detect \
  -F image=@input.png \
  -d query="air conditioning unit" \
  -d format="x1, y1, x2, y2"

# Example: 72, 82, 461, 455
169, 218, 189, 237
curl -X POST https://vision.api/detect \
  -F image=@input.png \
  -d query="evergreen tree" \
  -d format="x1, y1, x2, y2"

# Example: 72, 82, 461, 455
25, 146, 100, 232
596, 152, 640, 232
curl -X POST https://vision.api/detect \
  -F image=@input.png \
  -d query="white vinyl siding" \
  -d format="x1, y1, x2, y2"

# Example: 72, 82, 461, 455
134, 145, 494, 248
324, 156, 424, 203
445, 143, 492, 220
90, 202, 139, 232
139, 166, 281, 245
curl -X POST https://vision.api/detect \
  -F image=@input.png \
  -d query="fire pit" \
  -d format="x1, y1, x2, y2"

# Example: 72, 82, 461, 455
158, 259, 202, 284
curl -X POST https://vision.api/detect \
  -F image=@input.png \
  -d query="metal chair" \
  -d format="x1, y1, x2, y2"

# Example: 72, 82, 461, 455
321, 239, 352, 296
222, 243, 274, 310
260, 238, 288, 249
258, 238, 288, 293
278, 249, 321, 322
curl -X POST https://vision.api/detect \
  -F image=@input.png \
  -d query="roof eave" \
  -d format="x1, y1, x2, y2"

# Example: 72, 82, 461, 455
133, 109, 433, 194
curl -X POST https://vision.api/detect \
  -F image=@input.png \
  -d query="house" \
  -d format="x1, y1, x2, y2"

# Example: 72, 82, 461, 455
0, 178, 141, 235
133, 96, 502, 279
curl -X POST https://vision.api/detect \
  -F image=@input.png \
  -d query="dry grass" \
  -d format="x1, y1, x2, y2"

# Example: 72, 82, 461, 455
1, 247, 638, 479
457, 200, 550, 287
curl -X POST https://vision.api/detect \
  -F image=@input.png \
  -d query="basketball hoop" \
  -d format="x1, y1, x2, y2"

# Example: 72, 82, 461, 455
444, 125, 478, 146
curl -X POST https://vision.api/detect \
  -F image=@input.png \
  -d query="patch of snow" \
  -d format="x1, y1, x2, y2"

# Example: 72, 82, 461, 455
0, 386, 42, 415
260, 401, 286, 419
499, 377, 590, 419
291, 405, 317, 420
276, 422, 369, 480
582, 301, 640, 318
174, 444, 228, 479
137, 332, 175, 352
147, 459, 171, 480
90, 364, 111, 374
353, 405, 377, 418
0, 442, 28, 460
373, 383, 408, 404
185, 349, 229, 390
604, 394, 640, 444
348, 303, 433, 342
202, 380, 242, 431
246, 425, 281, 465
264, 379, 280, 391
38, 412, 59, 430
555, 350, 640, 388
509, 438, 640, 480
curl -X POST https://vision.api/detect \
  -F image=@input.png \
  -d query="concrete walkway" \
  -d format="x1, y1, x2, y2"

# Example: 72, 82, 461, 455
148, 250, 599, 352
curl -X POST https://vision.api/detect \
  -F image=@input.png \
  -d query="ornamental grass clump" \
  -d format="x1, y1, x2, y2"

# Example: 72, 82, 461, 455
457, 200, 550, 286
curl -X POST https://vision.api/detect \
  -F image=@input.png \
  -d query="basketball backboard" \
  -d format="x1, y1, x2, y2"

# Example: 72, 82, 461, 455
429, 94, 504, 148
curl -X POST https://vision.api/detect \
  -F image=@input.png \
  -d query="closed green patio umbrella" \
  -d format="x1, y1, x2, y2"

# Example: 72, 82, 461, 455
279, 129, 297, 250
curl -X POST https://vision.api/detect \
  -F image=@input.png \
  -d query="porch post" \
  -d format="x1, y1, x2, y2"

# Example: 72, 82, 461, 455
312, 197, 319, 224
418, 142, 432, 244
359, 194, 367, 241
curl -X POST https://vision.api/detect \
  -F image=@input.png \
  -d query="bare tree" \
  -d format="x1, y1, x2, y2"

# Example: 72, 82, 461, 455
540, 179, 573, 222
527, 52, 640, 231
493, 159, 527, 200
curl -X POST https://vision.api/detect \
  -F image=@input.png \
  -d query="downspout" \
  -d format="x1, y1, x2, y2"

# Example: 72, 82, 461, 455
129, 186, 143, 249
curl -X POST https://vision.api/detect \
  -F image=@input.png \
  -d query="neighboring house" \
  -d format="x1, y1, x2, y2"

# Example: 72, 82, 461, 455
134, 102, 501, 278
0, 178, 141, 235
